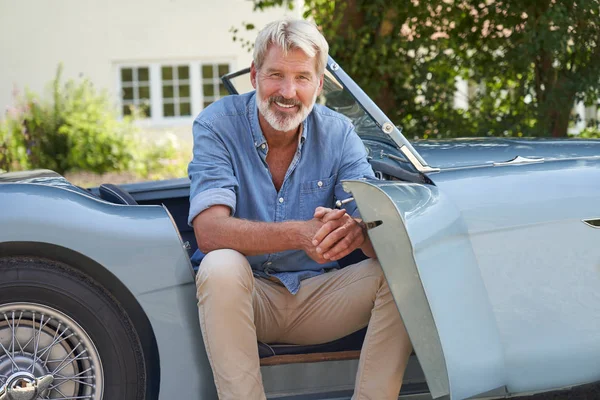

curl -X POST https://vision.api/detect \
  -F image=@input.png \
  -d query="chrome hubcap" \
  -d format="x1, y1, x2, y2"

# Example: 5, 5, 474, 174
0, 303, 103, 399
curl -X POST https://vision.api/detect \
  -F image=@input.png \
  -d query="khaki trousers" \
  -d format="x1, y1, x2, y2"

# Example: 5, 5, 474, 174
196, 249, 412, 400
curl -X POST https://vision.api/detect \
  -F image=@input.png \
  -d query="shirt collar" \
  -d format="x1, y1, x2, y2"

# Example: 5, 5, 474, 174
248, 91, 308, 150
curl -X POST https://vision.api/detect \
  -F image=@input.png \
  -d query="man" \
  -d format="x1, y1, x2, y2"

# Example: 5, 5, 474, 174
188, 19, 412, 399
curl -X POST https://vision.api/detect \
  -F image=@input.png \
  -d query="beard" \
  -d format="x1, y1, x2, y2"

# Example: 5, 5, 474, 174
256, 85, 318, 132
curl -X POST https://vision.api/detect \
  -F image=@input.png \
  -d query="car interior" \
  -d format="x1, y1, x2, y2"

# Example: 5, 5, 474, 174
94, 180, 370, 365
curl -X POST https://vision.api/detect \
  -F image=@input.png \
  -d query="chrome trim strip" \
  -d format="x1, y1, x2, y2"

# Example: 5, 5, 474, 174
493, 156, 544, 167
425, 155, 600, 173
400, 146, 441, 173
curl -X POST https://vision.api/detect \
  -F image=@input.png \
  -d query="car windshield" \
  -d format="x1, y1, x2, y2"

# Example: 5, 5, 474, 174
319, 71, 396, 146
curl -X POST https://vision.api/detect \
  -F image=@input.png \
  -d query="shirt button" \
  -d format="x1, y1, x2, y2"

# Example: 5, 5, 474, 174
266, 262, 272, 266
261, 144, 266, 149
279, 197, 284, 203
317, 181, 323, 187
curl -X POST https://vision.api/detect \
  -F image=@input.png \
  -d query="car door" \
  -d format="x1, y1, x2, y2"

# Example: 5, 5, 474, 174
343, 179, 507, 400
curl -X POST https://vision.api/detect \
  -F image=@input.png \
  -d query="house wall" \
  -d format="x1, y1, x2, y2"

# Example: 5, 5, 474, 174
0, 0, 301, 130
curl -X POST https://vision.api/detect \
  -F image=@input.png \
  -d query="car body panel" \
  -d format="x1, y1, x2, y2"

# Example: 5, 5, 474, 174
433, 158, 600, 394
344, 156, 600, 399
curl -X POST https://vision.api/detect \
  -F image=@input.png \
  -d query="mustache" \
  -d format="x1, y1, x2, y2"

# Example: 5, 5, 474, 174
268, 96, 301, 107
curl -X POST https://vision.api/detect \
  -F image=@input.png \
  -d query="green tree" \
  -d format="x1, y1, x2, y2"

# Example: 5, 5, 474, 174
239, 0, 600, 138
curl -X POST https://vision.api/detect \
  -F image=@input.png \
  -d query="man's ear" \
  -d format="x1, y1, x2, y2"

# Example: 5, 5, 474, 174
250, 62, 257, 89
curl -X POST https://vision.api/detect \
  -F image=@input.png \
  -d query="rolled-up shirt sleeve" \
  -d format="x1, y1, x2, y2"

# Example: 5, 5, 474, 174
335, 125, 376, 218
187, 118, 238, 226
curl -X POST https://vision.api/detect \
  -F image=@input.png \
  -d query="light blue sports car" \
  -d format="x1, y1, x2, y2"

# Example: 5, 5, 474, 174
1, 57, 599, 400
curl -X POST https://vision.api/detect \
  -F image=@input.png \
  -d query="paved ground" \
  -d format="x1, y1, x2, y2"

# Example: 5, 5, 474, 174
513, 383, 600, 400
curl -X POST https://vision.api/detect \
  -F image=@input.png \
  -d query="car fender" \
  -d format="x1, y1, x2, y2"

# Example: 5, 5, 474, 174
0, 183, 216, 399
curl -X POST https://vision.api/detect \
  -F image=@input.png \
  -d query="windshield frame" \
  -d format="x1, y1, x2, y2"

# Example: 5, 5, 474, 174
324, 57, 437, 173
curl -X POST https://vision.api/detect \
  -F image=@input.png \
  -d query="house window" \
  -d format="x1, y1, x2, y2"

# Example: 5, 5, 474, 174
120, 67, 151, 117
202, 63, 230, 108
118, 61, 233, 122
161, 65, 192, 117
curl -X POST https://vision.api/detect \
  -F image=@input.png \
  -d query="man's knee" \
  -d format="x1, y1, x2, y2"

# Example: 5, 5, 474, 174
196, 249, 254, 296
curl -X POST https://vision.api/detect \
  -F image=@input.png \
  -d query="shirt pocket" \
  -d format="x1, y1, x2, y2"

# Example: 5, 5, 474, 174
299, 174, 337, 220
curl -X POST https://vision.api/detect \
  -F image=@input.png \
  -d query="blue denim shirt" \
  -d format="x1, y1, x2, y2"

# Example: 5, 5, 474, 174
188, 91, 375, 294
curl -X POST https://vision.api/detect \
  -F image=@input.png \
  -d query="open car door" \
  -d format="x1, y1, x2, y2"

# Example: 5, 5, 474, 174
344, 179, 507, 399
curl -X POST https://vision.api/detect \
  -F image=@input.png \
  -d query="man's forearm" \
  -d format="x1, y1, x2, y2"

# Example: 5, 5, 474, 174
194, 216, 310, 256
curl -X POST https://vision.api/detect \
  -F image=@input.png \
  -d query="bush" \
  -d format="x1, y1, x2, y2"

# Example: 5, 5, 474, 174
574, 127, 600, 139
0, 65, 180, 177
0, 109, 30, 171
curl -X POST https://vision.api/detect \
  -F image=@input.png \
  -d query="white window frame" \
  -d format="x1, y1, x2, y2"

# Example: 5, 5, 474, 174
119, 66, 152, 117
115, 59, 235, 126
200, 62, 233, 109
160, 64, 193, 119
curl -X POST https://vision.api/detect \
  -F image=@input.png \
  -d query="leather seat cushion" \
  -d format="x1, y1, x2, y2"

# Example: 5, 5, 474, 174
258, 327, 367, 358
98, 183, 138, 205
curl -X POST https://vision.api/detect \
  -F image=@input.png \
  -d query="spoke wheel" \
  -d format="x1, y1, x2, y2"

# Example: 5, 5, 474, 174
0, 303, 103, 400
0, 257, 150, 400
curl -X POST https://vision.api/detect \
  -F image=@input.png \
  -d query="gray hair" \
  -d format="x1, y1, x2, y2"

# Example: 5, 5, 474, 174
253, 19, 329, 75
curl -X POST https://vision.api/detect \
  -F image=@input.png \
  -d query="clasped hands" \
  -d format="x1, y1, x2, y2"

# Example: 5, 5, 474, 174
304, 206, 367, 263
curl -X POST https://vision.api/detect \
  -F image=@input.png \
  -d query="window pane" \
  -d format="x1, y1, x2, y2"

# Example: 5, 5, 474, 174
139, 85, 150, 99
163, 85, 174, 99
203, 101, 213, 109
138, 67, 149, 82
122, 105, 132, 116
202, 64, 214, 78
179, 84, 190, 98
218, 64, 229, 77
122, 87, 134, 101
180, 102, 191, 116
162, 66, 173, 80
203, 84, 214, 96
178, 65, 189, 80
163, 103, 175, 117
121, 68, 133, 82
219, 84, 228, 96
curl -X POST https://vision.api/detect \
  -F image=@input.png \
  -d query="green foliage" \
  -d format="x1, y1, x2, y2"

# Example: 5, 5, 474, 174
240, 0, 600, 138
0, 65, 181, 178
0, 109, 29, 171
572, 127, 600, 138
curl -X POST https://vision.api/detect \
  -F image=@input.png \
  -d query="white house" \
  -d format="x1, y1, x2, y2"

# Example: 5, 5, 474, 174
0, 0, 302, 142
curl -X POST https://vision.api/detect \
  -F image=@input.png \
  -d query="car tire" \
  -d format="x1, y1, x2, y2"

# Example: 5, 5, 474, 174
0, 256, 148, 400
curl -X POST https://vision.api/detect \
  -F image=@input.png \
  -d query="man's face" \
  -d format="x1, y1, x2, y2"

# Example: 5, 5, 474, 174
251, 45, 324, 133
